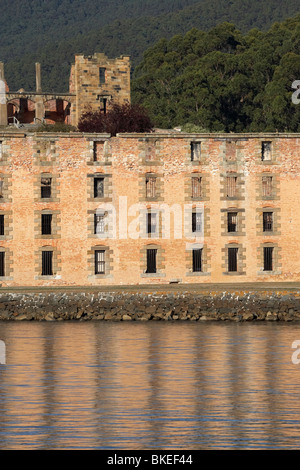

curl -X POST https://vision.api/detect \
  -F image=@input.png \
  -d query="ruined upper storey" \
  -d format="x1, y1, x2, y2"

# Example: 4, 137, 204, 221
0, 53, 131, 128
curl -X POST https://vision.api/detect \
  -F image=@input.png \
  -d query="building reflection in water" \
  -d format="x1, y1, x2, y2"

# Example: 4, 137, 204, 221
0, 321, 300, 449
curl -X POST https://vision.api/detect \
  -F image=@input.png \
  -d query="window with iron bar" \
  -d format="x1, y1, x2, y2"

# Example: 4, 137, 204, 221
262, 176, 273, 197
42, 251, 53, 276
95, 250, 105, 274
227, 212, 238, 232
146, 176, 156, 199
41, 177, 52, 198
94, 213, 105, 234
263, 212, 273, 232
192, 248, 203, 272
191, 176, 202, 198
226, 176, 237, 198
146, 248, 157, 274
41, 214, 52, 235
264, 247, 273, 271
228, 247, 238, 272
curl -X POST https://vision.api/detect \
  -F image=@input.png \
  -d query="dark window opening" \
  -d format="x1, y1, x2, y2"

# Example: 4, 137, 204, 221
192, 212, 202, 233
0, 215, 4, 236
41, 214, 52, 235
191, 142, 201, 161
0, 180, 4, 198
262, 141, 272, 161
41, 177, 52, 199
93, 142, 98, 161
100, 97, 107, 114
193, 248, 203, 272
263, 212, 273, 232
227, 212, 238, 232
264, 247, 273, 271
99, 67, 106, 85
146, 248, 157, 274
228, 247, 238, 272
94, 177, 104, 198
95, 250, 105, 274
42, 251, 53, 276
0, 252, 5, 277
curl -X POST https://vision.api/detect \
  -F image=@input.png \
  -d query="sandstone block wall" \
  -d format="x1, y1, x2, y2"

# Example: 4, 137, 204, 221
69, 53, 131, 126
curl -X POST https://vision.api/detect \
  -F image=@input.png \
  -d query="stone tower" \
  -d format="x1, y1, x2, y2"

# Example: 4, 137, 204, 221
69, 53, 131, 126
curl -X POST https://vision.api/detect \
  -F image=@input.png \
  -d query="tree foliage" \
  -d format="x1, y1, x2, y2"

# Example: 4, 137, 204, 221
132, 16, 300, 132
1, 0, 300, 91
77, 103, 154, 135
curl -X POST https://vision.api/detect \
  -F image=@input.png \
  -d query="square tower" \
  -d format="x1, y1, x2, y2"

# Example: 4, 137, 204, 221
69, 53, 131, 126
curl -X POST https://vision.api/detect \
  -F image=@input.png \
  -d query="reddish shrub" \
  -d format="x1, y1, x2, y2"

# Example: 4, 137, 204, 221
78, 103, 154, 135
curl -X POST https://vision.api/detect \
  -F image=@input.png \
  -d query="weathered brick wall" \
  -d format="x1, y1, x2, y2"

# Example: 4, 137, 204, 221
69, 53, 131, 126
0, 131, 299, 286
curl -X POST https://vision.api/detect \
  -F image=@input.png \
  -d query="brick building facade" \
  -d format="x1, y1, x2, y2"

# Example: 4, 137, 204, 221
0, 130, 298, 287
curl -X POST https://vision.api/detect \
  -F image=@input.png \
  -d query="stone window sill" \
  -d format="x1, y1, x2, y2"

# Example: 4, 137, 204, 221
140, 273, 166, 278
223, 272, 246, 276
186, 272, 211, 276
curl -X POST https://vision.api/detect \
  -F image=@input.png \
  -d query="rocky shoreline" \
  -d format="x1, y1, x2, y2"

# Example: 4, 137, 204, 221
0, 290, 300, 321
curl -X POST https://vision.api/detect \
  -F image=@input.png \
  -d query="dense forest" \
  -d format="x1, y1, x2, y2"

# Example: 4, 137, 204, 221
133, 15, 300, 132
1, 0, 300, 91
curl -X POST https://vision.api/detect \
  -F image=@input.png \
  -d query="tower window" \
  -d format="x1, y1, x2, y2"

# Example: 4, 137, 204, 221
99, 67, 106, 85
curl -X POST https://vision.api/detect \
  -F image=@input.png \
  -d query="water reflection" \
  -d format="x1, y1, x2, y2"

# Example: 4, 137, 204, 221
0, 321, 300, 449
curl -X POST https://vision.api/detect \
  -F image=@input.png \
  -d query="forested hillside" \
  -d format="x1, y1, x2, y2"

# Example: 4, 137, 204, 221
132, 16, 300, 132
1, 0, 300, 91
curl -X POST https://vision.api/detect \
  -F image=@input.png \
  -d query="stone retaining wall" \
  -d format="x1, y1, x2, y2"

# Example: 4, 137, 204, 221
1, 290, 300, 321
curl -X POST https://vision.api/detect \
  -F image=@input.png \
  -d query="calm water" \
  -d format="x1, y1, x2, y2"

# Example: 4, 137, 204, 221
0, 321, 300, 449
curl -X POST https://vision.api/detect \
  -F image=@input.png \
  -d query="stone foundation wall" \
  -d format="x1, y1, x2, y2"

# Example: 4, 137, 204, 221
1, 290, 300, 321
